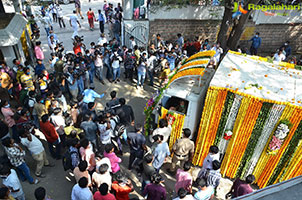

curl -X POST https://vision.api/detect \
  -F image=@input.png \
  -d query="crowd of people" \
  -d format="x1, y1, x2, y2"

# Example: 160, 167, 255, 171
4, 0, 298, 199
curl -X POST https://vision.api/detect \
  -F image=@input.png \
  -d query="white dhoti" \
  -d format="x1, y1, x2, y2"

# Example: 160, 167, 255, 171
72, 25, 79, 38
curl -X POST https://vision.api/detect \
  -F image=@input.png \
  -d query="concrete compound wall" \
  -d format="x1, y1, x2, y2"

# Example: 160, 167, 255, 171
149, 19, 220, 44
246, 23, 302, 55
149, 19, 302, 55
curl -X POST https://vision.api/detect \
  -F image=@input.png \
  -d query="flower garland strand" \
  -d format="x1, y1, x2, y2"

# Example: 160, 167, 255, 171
227, 99, 263, 178
285, 141, 302, 180
218, 94, 243, 157
236, 102, 273, 179
193, 88, 219, 165
214, 92, 235, 145
157, 107, 186, 151
221, 96, 251, 177
244, 104, 285, 178
184, 51, 216, 63
197, 89, 228, 166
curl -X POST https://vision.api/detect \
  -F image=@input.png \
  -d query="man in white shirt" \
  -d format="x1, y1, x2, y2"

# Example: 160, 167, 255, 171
71, 177, 93, 200
42, 13, 53, 36
69, 10, 81, 39
50, 108, 66, 145
150, 118, 171, 143
173, 187, 195, 200
19, 128, 52, 177
97, 33, 108, 46
194, 178, 214, 200
129, 36, 136, 50
0, 166, 25, 200
211, 42, 223, 64
274, 50, 286, 62
49, 53, 58, 69
92, 163, 112, 188
202, 145, 220, 171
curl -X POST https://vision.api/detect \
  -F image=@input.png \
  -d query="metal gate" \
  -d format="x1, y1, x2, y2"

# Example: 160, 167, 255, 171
123, 20, 149, 49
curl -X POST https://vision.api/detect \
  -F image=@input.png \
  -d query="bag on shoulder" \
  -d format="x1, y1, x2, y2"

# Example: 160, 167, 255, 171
112, 116, 126, 137
62, 149, 79, 171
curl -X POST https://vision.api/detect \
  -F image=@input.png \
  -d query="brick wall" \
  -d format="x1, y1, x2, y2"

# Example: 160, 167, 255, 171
149, 19, 302, 55
249, 23, 302, 55
149, 19, 220, 44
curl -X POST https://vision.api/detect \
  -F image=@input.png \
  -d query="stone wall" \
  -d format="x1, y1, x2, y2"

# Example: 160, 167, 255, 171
247, 23, 302, 55
149, 19, 220, 44
149, 19, 302, 55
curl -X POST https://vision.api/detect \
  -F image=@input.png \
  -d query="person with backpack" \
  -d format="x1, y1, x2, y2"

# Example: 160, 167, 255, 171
109, 112, 125, 154
105, 91, 120, 112
63, 138, 80, 171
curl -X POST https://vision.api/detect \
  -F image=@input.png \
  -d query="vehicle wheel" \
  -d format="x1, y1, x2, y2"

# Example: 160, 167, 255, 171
63, 0, 70, 4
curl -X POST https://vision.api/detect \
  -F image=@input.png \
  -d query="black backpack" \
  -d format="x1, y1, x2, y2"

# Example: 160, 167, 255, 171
62, 149, 79, 171
112, 116, 126, 137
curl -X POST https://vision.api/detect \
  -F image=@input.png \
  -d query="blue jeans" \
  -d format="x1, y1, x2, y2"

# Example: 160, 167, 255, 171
141, 180, 151, 192
89, 64, 95, 84
137, 71, 146, 86
16, 162, 34, 183
77, 78, 84, 94
104, 63, 112, 79
45, 27, 50, 36
114, 32, 120, 44
147, 70, 154, 86
48, 139, 61, 159
11, 125, 20, 143
95, 66, 104, 81
113, 67, 120, 81
33, 115, 39, 128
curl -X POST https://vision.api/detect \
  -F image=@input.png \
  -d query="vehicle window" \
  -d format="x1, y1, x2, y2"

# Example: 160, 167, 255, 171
162, 96, 188, 115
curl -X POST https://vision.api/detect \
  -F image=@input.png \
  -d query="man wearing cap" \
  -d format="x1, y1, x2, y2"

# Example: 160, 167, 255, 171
168, 128, 195, 174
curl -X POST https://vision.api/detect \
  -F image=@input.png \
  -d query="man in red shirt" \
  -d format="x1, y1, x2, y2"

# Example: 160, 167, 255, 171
226, 174, 255, 198
93, 183, 116, 200
111, 173, 133, 200
40, 114, 61, 159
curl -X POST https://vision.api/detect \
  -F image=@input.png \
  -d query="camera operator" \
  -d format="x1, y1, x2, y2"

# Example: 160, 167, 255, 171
80, 59, 90, 89
54, 42, 65, 56
94, 50, 105, 84
73, 35, 85, 55
85, 50, 95, 86
66, 67, 78, 103
74, 62, 85, 95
